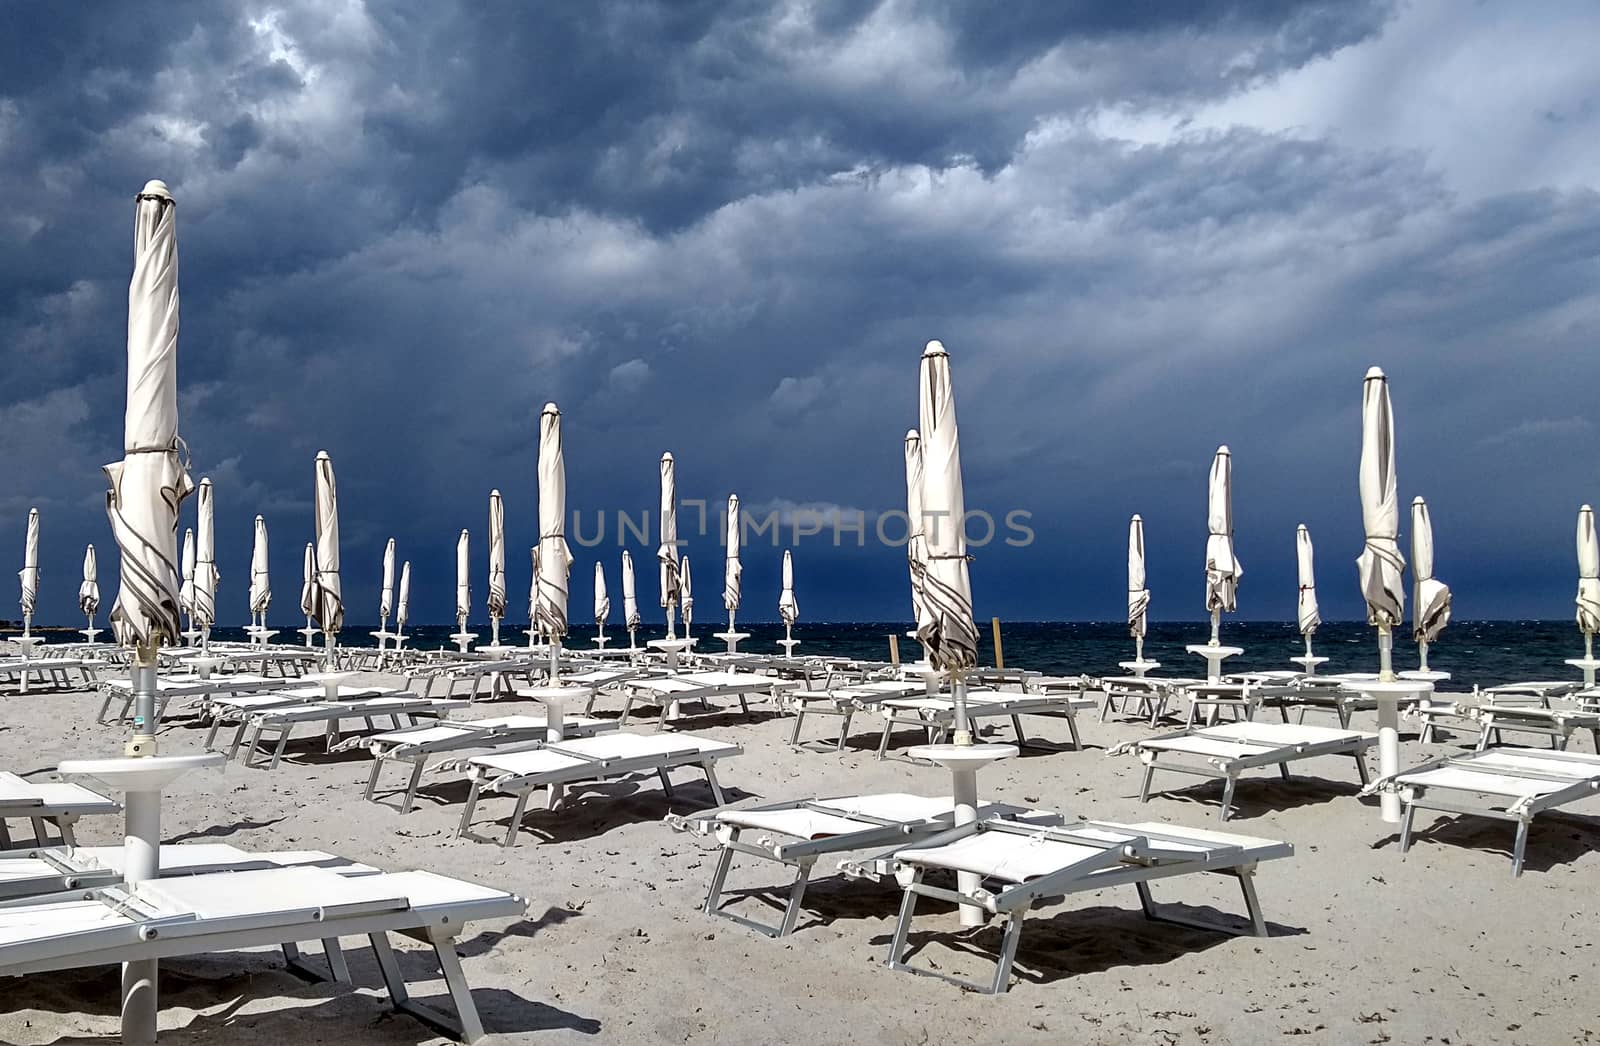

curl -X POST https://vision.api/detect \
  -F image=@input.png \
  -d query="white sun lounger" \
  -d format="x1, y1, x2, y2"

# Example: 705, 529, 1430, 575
1114, 721, 1376, 820
667, 793, 1057, 937
1468, 697, 1600, 753
0, 864, 526, 1041
844, 818, 1292, 993
341, 713, 618, 812
456, 731, 741, 846
226, 695, 467, 769
514, 666, 649, 713
0, 656, 101, 693
618, 671, 791, 727
0, 773, 119, 848
785, 680, 933, 750
0, 843, 377, 900
95, 672, 283, 725
1098, 676, 1199, 725
1366, 747, 1600, 875
875, 688, 1091, 758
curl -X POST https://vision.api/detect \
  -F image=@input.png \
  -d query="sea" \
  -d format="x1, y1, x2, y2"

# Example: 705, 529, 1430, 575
26, 619, 1588, 691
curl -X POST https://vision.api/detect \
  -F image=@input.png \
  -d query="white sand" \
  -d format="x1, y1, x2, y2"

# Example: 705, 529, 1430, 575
2, 656, 1597, 1045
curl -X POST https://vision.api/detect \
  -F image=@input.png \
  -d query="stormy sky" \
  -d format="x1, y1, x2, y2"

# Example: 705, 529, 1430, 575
2, 0, 1597, 627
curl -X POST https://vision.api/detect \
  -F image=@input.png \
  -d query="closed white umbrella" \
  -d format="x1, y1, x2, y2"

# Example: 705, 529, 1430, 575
192, 477, 218, 648
488, 490, 506, 645
379, 537, 395, 628
1296, 524, 1320, 637
535, 404, 571, 653
658, 452, 680, 638
720, 493, 743, 648
311, 451, 343, 657
102, 180, 194, 666
455, 529, 471, 629
915, 341, 979, 683
298, 541, 316, 646
395, 560, 411, 636
1203, 446, 1242, 643
778, 549, 799, 657
904, 431, 929, 639
527, 547, 540, 648
622, 549, 640, 647
1411, 496, 1451, 669
1576, 505, 1600, 682
18, 507, 39, 633
594, 560, 610, 645
1356, 367, 1405, 675
249, 515, 270, 625
85, 178, 214, 1046
1127, 514, 1149, 663
80, 544, 100, 629
179, 528, 196, 629
680, 554, 694, 637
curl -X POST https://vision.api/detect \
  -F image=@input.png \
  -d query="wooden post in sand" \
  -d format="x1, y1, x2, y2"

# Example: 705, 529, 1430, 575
991, 617, 1004, 670
888, 633, 901, 666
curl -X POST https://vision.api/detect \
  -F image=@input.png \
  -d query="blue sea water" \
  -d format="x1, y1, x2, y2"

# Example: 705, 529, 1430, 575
114, 618, 1595, 690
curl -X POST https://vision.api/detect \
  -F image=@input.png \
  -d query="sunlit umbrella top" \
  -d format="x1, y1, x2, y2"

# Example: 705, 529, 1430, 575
723, 493, 742, 613
79, 544, 99, 618
1578, 505, 1600, 634
311, 451, 343, 634
1356, 367, 1404, 627
536, 404, 571, 640
904, 431, 928, 629
488, 490, 507, 620
1128, 514, 1149, 641
249, 515, 271, 616
658, 452, 680, 610
1296, 524, 1320, 636
1411, 497, 1451, 643
914, 341, 978, 672
1204, 446, 1242, 615
19, 507, 38, 617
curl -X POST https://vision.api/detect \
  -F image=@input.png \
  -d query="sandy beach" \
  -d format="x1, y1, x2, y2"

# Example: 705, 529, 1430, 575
1, 654, 1596, 1046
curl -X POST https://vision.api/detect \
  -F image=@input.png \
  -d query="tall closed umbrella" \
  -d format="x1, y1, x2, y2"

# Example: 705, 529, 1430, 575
658, 452, 681, 638
395, 560, 411, 638
535, 404, 571, 666
179, 528, 196, 633
85, 178, 214, 1046
488, 490, 507, 646
18, 507, 39, 635
298, 541, 316, 646
249, 515, 270, 632
1127, 514, 1150, 664
904, 431, 929, 646
1354, 366, 1411, 826
915, 342, 979, 686
1576, 505, 1600, 684
719, 493, 744, 650
778, 549, 799, 657
80, 544, 101, 638
1356, 367, 1404, 675
310, 451, 343, 659
1203, 446, 1242, 643
527, 547, 540, 648
377, 537, 395, 647
1296, 524, 1322, 668
454, 529, 471, 636
1411, 496, 1451, 671
192, 477, 218, 650
594, 560, 610, 646
622, 549, 640, 648
680, 554, 694, 640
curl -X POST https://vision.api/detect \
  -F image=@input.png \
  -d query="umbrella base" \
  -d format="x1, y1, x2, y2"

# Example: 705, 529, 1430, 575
1186, 645, 1242, 684
1118, 660, 1161, 677
1565, 658, 1600, 689
713, 631, 749, 654
1288, 655, 1328, 676
1350, 679, 1434, 823
907, 743, 1018, 926
450, 633, 478, 654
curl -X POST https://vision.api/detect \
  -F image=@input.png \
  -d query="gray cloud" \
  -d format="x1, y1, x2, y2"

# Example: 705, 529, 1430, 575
2, 0, 1597, 626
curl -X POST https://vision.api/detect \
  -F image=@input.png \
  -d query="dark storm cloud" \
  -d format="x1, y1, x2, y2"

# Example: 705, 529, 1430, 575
1, 0, 1596, 629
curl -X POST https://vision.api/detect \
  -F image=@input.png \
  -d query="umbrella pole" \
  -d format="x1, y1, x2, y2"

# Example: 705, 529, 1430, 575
1418, 639, 1430, 673
952, 667, 971, 746
666, 601, 677, 641
1209, 609, 1220, 646
21, 613, 30, 639
323, 629, 336, 672
1134, 634, 1144, 664
549, 637, 560, 686
492, 616, 501, 647
1378, 624, 1394, 682
1304, 633, 1314, 659
128, 639, 160, 757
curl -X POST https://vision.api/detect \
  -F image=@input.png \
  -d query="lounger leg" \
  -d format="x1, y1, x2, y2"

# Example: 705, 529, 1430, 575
57, 818, 77, 847
0, 821, 10, 848
455, 782, 482, 838
401, 760, 426, 814
1010, 715, 1027, 746
1397, 801, 1417, 855
657, 768, 676, 797
838, 708, 854, 752
703, 763, 727, 804
363, 758, 384, 801
1512, 818, 1530, 877
1065, 710, 1082, 750
203, 717, 223, 751
990, 914, 1024, 994
1219, 774, 1238, 821
30, 817, 48, 846
227, 721, 250, 761
1276, 762, 1291, 782
1237, 872, 1269, 937
502, 790, 532, 848
1354, 753, 1371, 786
703, 836, 737, 915
876, 717, 893, 760
1419, 720, 1434, 744
777, 863, 812, 937
789, 708, 806, 746
270, 728, 292, 770
1138, 763, 1156, 803
885, 874, 922, 969
323, 938, 352, 982
430, 930, 486, 1043
1475, 726, 1491, 752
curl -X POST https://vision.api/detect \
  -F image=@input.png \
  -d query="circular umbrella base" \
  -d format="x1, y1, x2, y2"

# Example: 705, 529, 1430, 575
1186, 645, 1243, 683
449, 633, 478, 654
1565, 658, 1600, 688
1289, 655, 1328, 676
907, 743, 1018, 927
713, 631, 749, 653
1118, 660, 1161, 677
1351, 679, 1434, 823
